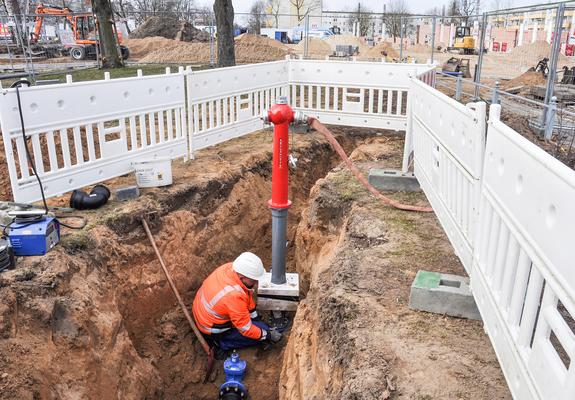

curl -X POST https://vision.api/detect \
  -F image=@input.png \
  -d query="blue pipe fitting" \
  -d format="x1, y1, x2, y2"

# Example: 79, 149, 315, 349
219, 351, 248, 399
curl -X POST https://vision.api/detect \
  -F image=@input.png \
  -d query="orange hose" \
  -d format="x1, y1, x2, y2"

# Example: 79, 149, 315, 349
308, 118, 433, 213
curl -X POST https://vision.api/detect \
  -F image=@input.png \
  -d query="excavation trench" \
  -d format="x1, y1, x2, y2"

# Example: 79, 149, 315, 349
0, 127, 391, 400
115, 133, 356, 399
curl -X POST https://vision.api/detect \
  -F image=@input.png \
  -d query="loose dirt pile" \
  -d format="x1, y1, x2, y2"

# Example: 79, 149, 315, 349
501, 70, 546, 89
135, 34, 290, 64
325, 34, 363, 50
129, 16, 210, 42
122, 37, 183, 60
295, 38, 332, 58
510, 40, 570, 65
234, 33, 291, 62
360, 42, 399, 59
409, 43, 432, 53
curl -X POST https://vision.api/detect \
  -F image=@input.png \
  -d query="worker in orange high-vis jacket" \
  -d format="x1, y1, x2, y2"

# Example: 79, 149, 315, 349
192, 252, 282, 352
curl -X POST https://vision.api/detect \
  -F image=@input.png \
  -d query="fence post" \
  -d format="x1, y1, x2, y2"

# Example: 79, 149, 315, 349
400, 17, 404, 61
455, 71, 463, 101
491, 81, 500, 105
474, 12, 488, 99
430, 16, 436, 64
541, 3, 565, 135
304, 14, 310, 59
544, 96, 557, 141
209, 13, 215, 66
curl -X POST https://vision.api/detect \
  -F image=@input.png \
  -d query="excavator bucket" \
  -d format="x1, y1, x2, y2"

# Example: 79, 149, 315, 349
441, 57, 471, 79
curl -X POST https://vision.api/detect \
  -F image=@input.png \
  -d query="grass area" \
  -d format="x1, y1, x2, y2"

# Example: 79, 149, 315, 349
1, 63, 212, 87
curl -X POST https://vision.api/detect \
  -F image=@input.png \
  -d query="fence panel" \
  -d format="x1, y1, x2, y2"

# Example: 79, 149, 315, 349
289, 59, 434, 131
186, 60, 289, 155
0, 71, 187, 203
410, 78, 486, 272
471, 104, 575, 400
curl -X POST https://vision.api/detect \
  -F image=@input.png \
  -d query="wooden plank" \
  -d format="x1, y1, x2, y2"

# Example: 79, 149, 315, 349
256, 298, 299, 311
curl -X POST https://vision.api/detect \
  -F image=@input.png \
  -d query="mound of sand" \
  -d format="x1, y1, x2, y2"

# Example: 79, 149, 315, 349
510, 40, 569, 64
295, 38, 332, 57
409, 44, 432, 53
123, 37, 183, 60
235, 34, 291, 62
325, 34, 363, 50
501, 70, 546, 89
137, 34, 291, 64
235, 33, 288, 50
130, 16, 210, 42
359, 42, 399, 59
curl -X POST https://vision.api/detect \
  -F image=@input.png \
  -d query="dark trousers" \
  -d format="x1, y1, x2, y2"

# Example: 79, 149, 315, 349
213, 320, 270, 351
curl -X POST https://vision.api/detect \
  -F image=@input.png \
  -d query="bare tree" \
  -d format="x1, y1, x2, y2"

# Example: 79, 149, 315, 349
112, 0, 134, 33
128, 0, 196, 24
214, 0, 235, 67
458, 0, 480, 22
348, 4, 373, 37
248, 0, 266, 34
290, 0, 320, 23
448, 0, 459, 16
92, 0, 123, 68
383, 0, 410, 43
268, 0, 281, 28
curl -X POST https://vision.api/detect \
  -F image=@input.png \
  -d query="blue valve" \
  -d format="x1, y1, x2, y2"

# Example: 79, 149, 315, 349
219, 351, 248, 399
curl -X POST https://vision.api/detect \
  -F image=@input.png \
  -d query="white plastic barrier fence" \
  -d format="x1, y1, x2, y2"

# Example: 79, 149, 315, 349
417, 67, 436, 88
0, 59, 440, 204
471, 105, 575, 400
410, 78, 486, 272
288, 59, 435, 131
0, 69, 187, 203
186, 61, 289, 155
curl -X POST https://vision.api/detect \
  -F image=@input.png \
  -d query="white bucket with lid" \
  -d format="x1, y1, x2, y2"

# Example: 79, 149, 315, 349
132, 158, 173, 188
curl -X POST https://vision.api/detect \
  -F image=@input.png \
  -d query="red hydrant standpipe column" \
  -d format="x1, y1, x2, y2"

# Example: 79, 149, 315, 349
266, 98, 295, 285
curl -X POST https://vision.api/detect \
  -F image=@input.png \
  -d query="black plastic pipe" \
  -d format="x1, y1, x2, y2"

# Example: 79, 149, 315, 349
69, 185, 111, 210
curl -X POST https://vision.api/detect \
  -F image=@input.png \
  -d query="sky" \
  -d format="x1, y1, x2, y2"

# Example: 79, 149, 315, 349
196, 0, 547, 14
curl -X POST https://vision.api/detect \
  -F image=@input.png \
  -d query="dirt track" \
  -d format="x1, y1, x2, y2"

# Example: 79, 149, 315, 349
0, 126, 509, 399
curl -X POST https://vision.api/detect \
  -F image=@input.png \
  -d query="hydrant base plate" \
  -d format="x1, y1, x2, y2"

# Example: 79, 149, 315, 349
257, 272, 299, 297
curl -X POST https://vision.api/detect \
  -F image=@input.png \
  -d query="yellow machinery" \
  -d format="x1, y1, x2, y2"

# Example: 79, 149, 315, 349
448, 26, 476, 55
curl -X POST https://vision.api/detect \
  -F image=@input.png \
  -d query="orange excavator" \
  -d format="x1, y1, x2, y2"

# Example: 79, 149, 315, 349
30, 3, 129, 60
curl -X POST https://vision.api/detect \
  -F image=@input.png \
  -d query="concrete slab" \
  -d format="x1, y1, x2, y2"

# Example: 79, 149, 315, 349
408, 270, 481, 320
114, 185, 140, 202
257, 272, 299, 297
368, 169, 420, 192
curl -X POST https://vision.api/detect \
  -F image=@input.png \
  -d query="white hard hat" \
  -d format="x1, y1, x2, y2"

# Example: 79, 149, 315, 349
232, 252, 265, 280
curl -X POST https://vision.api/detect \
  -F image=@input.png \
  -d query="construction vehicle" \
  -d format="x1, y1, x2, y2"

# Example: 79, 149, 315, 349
448, 26, 477, 55
441, 57, 471, 78
30, 3, 129, 61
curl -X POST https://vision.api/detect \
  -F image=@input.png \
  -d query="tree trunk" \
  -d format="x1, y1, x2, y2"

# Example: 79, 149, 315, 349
213, 0, 235, 68
92, 0, 123, 68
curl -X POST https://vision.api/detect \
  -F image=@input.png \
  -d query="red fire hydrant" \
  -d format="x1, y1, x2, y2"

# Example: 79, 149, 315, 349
267, 99, 294, 210
264, 97, 307, 284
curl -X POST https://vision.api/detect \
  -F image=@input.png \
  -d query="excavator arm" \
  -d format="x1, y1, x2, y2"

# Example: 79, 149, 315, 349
31, 3, 74, 43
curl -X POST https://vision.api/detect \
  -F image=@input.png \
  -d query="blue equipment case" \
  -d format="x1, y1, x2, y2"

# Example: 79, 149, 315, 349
8, 217, 60, 256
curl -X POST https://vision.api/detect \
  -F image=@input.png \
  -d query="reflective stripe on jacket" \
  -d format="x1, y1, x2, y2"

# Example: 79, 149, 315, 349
192, 263, 263, 340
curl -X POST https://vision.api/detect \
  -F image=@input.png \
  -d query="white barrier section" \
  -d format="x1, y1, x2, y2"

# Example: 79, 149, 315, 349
410, 78, 486, 272
0, 70, 187, 203
186, 61, 289, 155
289, 59, 434, 131
471, 105, 575, 400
